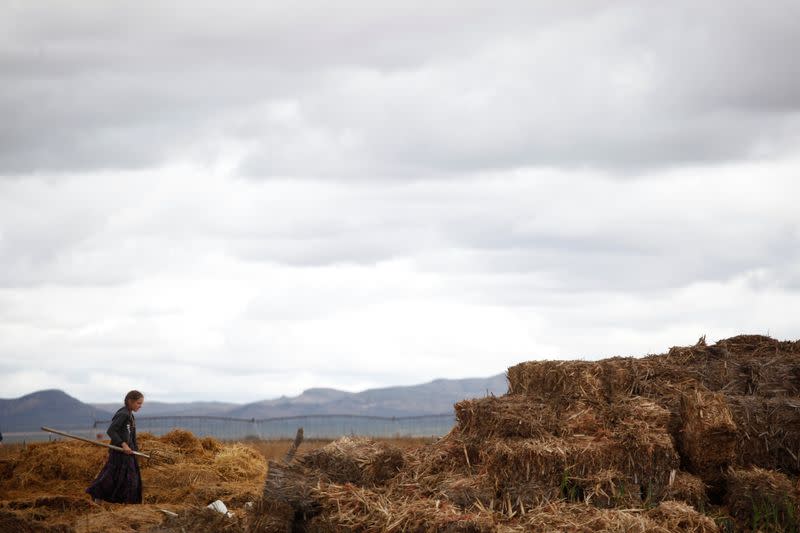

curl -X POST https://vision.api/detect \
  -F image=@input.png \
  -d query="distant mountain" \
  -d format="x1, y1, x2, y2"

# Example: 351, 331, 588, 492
227, 374, 508, 419
0, 389, 112, 432
2, 374, 509, 432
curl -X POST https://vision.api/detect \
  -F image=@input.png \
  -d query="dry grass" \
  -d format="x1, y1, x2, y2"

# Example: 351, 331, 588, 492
0, 432, 270, 532
0, 435, 441, 533
0, 443, 25, 460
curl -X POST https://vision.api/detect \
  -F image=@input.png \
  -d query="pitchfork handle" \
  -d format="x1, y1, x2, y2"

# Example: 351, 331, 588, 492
41, 426, 151, 459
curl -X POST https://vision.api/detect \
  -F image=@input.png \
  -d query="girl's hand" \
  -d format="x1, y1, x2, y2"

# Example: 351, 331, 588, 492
121, 443, 133, 455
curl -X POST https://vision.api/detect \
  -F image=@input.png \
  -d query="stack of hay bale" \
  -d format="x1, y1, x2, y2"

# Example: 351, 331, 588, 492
504, 334, 800, 531
255, 335, 800, 532
463, 372, 680, 513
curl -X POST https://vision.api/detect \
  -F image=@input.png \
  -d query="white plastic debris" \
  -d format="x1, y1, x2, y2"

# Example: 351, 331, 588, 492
207, 499, 234, 517
207, 500, 227, 514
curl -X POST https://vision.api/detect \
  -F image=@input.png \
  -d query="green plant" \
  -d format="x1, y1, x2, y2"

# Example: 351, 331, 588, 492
559, 470, 582, 502
713, 514, 736, 533
750, 497, 798, 533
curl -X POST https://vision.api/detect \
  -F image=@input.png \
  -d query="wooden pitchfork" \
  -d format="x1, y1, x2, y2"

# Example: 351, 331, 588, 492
42, 426, 151, 458
41, 427, 180, 466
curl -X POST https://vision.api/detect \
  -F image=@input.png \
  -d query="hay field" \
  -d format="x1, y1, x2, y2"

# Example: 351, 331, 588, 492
3, 334, 800, 532
0, 428, 432, 532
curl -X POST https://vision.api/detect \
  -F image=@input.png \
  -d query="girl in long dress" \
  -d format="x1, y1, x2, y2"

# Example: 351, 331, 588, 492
86, 390, 144, 503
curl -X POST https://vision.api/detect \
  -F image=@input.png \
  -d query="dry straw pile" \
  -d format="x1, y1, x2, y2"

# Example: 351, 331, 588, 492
254, 334, 800, 532
0, 430, 266, 532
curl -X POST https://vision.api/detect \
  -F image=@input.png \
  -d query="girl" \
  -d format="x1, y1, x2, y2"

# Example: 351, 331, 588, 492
86, 390, 144, 503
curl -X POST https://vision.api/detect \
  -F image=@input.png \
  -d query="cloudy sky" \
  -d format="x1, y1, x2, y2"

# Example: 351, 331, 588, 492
1, 1, 799, 403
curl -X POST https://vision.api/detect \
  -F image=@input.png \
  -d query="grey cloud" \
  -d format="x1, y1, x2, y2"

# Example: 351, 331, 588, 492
3, 1, 800, 176
1, 164, 796, 295
230, 235, 406, 267
235, 0, 800, 177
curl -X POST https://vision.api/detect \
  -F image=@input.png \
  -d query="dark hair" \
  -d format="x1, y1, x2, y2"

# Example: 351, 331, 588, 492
124, 390, 144, 409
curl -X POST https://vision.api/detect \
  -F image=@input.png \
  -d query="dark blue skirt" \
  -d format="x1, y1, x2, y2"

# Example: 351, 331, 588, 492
86, 450, 142, 504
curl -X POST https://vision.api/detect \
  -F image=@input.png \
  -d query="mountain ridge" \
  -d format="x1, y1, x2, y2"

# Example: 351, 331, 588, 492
0, 389, 112, 432
225, 374, 507, 419
0, 374, 508, 430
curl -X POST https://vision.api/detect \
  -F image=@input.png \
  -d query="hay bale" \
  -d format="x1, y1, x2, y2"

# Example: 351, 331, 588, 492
391, 429, 482, 507
480, 437, 567, 490
573, 469, 643, 509
212, 444, 265, 482
609, 396, 671, 431
645, 500, 719, 532
507, 502, 652, 533
506, 500, 720, 533
662, 335, 800, 396
508, 336, 800, 407
300, 437, 404, 487
716, 335, 798, 356
507, 356, 687, 403
725, 466, 799, 532
679, 388, 737, 484
454, 395, 603, 440
624, 335, 800, 436
480, 432, 679, 506
455, 396, 560, 439
307, 482, 496, 533
728, 395, 800, 473
158, 429, 206, 457
662, 472, 708, 512
622, 358, 698, 427
435, 474, 497, 510
454, 394, 670, 457
405, 428, 478, 479
500, 480, 562, 514
506, 360, 604, 400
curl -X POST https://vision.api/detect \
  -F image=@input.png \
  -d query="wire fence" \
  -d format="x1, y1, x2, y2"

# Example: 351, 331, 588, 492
87, 414, 457, 440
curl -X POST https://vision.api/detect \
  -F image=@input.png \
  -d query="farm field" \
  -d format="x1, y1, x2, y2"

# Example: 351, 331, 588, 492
0, 434, 431, 532
2, 335, 800, 532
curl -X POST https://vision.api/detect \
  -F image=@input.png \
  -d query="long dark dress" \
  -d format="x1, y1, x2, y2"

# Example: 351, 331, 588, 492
86, 407, 142, 503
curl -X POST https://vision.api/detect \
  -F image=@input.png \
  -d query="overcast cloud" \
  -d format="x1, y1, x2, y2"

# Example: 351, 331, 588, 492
1, 0, 799, 403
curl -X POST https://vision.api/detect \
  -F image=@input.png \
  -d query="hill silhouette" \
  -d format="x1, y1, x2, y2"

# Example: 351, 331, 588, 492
226, 375, 507, 418
0, 389, 112, 432
1, 375, 507, 431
